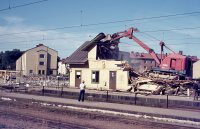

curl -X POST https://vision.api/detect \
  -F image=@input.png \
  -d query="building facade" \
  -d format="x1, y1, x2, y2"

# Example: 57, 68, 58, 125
130, 51, 199, 73
16, 44, 57, 76
64, 40, 130, 91
193, 60, 200, 79
58, 58, 68, 75
129, 52, 161, 72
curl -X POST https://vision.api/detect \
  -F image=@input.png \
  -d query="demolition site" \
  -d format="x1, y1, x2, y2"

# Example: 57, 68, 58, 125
0, 27, 200, 128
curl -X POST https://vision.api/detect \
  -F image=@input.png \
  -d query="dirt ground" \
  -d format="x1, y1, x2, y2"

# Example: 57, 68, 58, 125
0, 101, 164, 129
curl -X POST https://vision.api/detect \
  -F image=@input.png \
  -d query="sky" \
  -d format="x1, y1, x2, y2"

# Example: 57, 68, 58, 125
0, 0, 200, 59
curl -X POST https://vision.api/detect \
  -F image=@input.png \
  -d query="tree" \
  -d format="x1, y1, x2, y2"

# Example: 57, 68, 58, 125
0, 49, 23, 70
0, 51, 3, 69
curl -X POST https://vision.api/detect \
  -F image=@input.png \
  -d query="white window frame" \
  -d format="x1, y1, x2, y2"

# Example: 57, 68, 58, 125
40, 54, 45, 58
91, 71, 99, 83
39, 62, 45, 65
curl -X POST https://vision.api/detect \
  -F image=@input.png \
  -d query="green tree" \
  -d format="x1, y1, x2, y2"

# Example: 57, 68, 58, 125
0, 51, 3, 69
1, 49, 23, 70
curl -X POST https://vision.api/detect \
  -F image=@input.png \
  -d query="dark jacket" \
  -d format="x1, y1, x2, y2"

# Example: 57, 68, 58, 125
193, 83, 199, 90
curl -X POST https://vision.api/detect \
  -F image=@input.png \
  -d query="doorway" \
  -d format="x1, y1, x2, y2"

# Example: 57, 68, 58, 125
109, 71, 116, 90
75, 70, 81, 87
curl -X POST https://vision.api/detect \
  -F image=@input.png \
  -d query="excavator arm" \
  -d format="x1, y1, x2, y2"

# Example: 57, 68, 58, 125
111, 28, 161, 65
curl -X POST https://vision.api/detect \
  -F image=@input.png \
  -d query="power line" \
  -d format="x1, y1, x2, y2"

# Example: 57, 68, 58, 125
1, 39, 199, 49
0, 35, 94, 44
0, 28, 200, 45
1, 31, 200, 45
1, 11, 200, 37
125, 13, 200, 27
141, 37, 200, 43
2, 13, 200, 41
136, 30, 180, 53
0, 0, 134, 26
141, 27, 200, 33
0, 24, 124, 40
119, 42, 200, 46
137, 31, 161, 44
0, 0, 49, 12
1, 12, 200, 40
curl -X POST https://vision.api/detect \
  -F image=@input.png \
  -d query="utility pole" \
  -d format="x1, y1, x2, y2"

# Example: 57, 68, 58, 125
1, 55, 3, 69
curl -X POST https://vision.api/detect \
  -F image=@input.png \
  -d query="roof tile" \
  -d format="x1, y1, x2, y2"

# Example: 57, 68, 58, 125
64, 41, 89, 64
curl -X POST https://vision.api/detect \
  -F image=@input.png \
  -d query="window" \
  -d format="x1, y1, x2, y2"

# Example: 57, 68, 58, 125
42, 70, 45, 75
92, 71, 99, 83
150, 61, 154, 64
76, 71, 81, 79
40, 54, 45, 58
29, 70, 33, 74
144, 66, 147, 69
39, 62, 44, 65
144, 60, 147, 64
38, 70, 41, 75
110, 72, 115, 80
50, 71, 53, 75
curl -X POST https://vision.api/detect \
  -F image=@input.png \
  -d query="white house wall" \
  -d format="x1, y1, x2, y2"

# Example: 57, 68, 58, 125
69, 60, 129, 90
193, 60, 200, 79
58, 62, 67, 74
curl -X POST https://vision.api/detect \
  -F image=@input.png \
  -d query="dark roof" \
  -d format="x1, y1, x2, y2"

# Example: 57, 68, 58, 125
64, 41, 90, 64
16, 44, 57, 61
81, 33, 105, 51
59, 58, 68, 63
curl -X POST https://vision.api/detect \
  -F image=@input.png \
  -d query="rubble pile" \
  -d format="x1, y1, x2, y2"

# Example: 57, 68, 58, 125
121, 63, 195, 96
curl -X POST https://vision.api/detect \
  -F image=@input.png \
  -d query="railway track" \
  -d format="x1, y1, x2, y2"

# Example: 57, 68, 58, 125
0, 96, 199, 129
0, 110, 93, 129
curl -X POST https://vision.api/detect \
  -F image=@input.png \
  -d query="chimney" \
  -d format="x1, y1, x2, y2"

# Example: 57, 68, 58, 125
36, 44, 43, 47
179, 51, 183, 55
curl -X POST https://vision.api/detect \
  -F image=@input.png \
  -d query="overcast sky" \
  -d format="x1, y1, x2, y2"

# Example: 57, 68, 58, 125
0, 0, 200, 59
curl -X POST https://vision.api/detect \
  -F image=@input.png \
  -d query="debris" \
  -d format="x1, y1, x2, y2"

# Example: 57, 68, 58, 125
119, 63, 195, 96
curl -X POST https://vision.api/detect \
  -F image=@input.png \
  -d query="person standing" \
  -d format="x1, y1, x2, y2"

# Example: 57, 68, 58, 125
78, 80, 86, 102
193, 80, 199, 100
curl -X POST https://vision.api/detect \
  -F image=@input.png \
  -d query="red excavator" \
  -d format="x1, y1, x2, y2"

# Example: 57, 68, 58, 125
106, 27, 192, 80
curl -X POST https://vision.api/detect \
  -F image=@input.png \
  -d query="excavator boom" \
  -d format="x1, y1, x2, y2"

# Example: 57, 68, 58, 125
111, 28, 161, 65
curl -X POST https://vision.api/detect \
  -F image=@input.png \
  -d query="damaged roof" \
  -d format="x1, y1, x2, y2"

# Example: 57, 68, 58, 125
64, 33, 106, 64
64, 41, 90, 64
81, 33, 105, 51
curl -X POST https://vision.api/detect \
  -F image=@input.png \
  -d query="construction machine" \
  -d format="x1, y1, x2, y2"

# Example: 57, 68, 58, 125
105, 27, 192, 80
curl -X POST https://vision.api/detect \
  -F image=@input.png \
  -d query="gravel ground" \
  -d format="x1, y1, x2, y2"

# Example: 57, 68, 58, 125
0, 102, 163, 129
